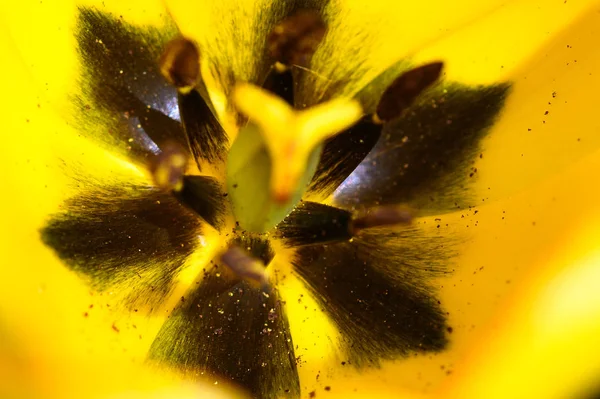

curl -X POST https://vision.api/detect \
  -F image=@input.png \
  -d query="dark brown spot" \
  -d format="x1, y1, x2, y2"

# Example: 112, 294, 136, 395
159, 37, 200, 89
376, 62, 444, 122
267, 10, 327, 67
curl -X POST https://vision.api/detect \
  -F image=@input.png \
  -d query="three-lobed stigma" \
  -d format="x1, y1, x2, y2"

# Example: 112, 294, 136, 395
233, 83, 363, 204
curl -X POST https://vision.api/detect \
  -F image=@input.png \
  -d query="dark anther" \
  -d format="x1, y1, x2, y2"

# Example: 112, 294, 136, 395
220, 246, 269, 286
149, 141, 188, 191
350, 206, 413, 233
267, 10, 327, 68
375, 62, 444, 122
159, 37, 201, 90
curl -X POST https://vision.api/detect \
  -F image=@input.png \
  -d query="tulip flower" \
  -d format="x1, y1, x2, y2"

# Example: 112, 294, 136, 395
1, 0, 599, 398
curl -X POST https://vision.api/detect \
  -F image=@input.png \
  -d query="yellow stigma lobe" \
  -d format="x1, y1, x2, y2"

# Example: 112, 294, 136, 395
233, 83, 363, 203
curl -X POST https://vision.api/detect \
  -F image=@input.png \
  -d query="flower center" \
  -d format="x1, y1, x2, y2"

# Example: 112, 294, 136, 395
228, 83, 362, 232
154, 10, 445, 283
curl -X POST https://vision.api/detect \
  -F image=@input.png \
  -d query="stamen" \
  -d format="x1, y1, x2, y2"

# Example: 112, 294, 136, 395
159, 37, 200, 93
276, 203, 414, 247
267, 10, 327, 69
233, 83, 362, 203
149, 141, 188, 191
220, 246, 270, 286
350, 206, 414, 233
375, 62, 444, 122
276, 202, 353, 247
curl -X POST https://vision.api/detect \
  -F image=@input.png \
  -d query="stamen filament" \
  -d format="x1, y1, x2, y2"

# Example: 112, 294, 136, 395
220, 246, 270, 286
350, 206, 414, 233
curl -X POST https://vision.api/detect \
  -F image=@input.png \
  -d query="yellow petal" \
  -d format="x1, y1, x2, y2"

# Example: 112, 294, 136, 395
3, 0, 169, 110
299, 0, 509, 102
442, 149, 600, 399
415, 0, 600, 209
